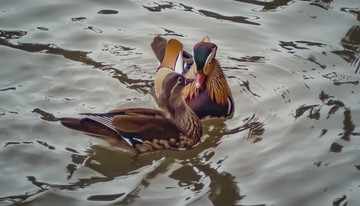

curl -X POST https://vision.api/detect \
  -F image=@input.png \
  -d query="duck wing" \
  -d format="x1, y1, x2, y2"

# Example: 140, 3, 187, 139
59, 108, 180, 148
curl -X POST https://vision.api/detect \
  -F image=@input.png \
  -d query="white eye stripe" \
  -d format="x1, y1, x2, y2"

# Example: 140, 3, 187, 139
205, 48, 216, 66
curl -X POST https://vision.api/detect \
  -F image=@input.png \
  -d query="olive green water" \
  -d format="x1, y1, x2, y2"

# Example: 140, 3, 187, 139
1, 0, 359, 205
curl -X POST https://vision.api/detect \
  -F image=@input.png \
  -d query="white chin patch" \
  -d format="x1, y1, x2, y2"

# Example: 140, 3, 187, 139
195, 82, 201, 88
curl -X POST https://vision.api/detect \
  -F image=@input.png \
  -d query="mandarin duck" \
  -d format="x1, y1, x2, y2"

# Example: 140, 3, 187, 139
152, 36, 234, 119
59, 40, 202, 153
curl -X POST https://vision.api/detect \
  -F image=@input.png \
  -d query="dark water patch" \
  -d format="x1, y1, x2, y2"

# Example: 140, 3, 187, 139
295, 91, 356, 153
169, 163, 243, 205
314, 161, 322, 167
307, 54, 327, 69
65, 147, 79, 154
37, 140, 55, 150
144, 2, 260, 25
143, 2, 175, 12
98, 9, 119, 15
229, 56, 266, 63
332, 25, 360, 73
37, 27, 49, 31
0, 30, 27, 39
27, 175, 113, 191
103, 44, 142, 57
294, 104, 320, 119
332, 194, 347, 206
157, 27, 185, 37
199, 10, 260, 25
0, 38, 153, 94
239, 80, 261, 98
143, 2, 194, 13
234, 0, 295, 11
280, 41, 309, 52
310, 0, 333, 10
71, 17, 87, 22
0, 38, 95, 65
294, 91, 349, 120
329, 142, 343, 153
295, 40, 328, 48
198, 165, 244, 205
340, 7, 360, 21
323, 72, 360, 86
339, 109, 355, 141
88, 193, 125, 201
3, 141, 33, 148
319, 90, 333, 101
225, 115, 264, 143
32, 108, 57, 122
0, 174, 112, 204
169, 165, 204, 190
319, 129, 328, 137
111, 67, 154, 94
85, 26, 103, 33
66, 163, 77, 179
0, 189, 43, 204
0, 87, 16, 91
0, 109, 18, 116
355, 165, 360, 171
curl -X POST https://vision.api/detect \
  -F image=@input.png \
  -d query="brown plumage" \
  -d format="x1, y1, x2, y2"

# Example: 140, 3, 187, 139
60, 40, 202, 153
182, 58, 232, 106
152, 36, 234, 119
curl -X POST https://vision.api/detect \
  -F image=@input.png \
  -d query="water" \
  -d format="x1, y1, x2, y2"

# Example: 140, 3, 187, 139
1, 0, 359, 205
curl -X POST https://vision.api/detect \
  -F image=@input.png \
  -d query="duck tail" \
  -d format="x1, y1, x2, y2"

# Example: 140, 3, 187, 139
59, 117, 119, 138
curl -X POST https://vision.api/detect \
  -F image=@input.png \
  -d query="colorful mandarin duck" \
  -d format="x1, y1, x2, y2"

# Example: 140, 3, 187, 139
60, 40, 202, 153
152, 36, 234, 119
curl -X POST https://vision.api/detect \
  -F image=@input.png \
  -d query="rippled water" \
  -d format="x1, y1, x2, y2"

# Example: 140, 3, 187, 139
1, 0, 360, 205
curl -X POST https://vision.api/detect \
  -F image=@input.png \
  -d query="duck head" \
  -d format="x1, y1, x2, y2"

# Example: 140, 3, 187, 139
158, 72, 194, 118
193, 39, 217, 89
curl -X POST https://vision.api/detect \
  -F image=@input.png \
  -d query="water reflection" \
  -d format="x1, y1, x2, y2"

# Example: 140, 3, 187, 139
0, 30, 27, 39
0, 34, 154, 94
143, 1, 260, 25
2, 113, 251, 205
234, 0, 294, 11
199, 10, 260, 25
332, 25, 360, 73
322, 72, 360, 86
225, 115, 265, 143
169, 163, 243, 205
294, 91, 356, 152
310, 0, 333, 10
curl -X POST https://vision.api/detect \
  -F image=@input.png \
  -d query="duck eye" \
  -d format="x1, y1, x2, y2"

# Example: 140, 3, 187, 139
178, 77, 183, 83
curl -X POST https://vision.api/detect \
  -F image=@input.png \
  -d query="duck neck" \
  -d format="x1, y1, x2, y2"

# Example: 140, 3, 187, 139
160, 95, 202, 140
182, 58, 232, 106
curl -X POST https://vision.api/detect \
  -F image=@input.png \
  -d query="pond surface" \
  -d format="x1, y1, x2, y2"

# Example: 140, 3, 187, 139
1, 0, 360, 205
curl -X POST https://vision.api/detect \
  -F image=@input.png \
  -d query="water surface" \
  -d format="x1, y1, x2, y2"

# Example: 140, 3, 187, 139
1, 0, 360, 205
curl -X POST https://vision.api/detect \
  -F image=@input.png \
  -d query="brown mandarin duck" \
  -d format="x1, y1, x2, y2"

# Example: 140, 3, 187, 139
59, 40, 202, 153
152, 36, 234, 119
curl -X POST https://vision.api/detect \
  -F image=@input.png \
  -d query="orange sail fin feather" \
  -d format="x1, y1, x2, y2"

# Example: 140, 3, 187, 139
159, 39, 183, 69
